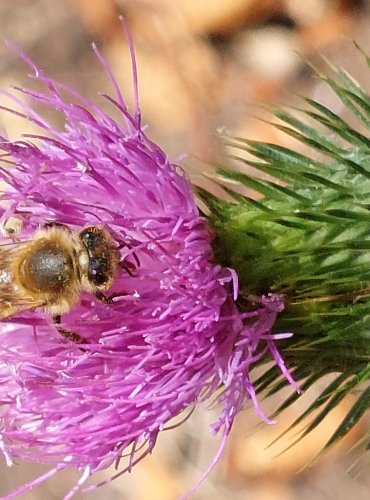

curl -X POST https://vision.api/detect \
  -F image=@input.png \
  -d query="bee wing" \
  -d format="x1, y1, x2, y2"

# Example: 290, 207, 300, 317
0, 240, 46, 320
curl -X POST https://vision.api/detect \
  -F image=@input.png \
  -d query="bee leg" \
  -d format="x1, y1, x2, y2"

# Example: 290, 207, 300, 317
94, 291, 114, 304
53, 314, 87, 344
94, 290, 128, 304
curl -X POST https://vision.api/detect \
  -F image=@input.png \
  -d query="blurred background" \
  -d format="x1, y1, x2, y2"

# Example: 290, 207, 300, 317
0, 1, 370, 499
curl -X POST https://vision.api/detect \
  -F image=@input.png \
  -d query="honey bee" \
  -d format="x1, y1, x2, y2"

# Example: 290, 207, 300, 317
0, 223, 127, 343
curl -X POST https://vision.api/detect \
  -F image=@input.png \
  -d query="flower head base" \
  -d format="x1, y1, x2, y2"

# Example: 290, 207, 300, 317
0, 31, 296, 498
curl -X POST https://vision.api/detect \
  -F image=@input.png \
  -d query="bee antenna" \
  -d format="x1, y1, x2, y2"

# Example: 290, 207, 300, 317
119, 261, 136, 277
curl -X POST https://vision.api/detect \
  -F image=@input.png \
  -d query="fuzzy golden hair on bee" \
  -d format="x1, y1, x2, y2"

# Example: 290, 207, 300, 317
0, 223, 121, 326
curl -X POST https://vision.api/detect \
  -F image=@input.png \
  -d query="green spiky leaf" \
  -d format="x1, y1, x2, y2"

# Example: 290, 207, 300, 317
204, 48, 370, 452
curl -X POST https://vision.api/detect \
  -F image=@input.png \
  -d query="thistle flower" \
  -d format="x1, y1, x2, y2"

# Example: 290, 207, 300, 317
0, 31, 295, 499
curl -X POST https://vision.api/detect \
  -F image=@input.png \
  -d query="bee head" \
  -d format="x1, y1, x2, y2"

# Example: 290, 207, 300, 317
79, 227, 119, 290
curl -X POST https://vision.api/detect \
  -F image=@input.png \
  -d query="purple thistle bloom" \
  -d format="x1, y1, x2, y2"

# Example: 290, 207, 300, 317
0, 27, 297, 499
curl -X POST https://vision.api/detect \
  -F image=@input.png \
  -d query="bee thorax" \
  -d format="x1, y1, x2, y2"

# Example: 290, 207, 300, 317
18, 240, 75, 294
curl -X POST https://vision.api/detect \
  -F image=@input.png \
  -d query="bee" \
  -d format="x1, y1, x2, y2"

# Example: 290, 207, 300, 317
0, 223, 128, 343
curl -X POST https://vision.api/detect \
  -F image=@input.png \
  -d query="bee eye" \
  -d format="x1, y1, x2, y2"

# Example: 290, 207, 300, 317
90, 258, 100, 275
88, 257, 108, 286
